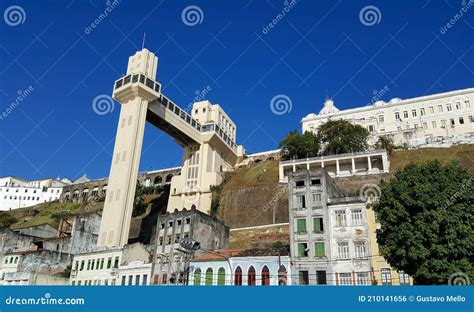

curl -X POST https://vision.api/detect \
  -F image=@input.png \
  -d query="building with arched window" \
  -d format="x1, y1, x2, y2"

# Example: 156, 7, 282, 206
189, 251, 291, 286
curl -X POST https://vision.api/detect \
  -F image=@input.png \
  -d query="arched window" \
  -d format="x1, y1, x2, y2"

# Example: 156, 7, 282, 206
64, 191, 70, 201
234, 266, 242, 286
278, 265, 287, 286
165, 174, 173, 183
144, 178, 151, 187
72, 189, 79, 200
101, 185, 107, 195
217, 267, 225, 285
91, 187, 99, 197
261, 265, 270, 286
193, 268, 201, 286
82, 188, 89, 199
205, 268, 213, 285
248, 266, 256, 286
154, 176, 162, 185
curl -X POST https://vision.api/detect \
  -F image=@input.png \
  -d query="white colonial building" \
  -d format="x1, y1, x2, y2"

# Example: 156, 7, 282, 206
0, 176, 67, 211
302, 88, 474, 147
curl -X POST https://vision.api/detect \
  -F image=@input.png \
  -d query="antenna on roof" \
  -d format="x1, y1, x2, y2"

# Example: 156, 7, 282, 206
141, 32, 146, 50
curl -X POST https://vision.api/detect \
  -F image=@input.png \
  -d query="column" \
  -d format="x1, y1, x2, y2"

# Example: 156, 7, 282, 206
336, 160, 340, 176
351, 158, 356, 175
367, 156, 372, 173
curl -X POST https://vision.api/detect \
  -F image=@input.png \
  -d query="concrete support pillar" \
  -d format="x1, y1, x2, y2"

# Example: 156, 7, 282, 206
306, 162, 310, 171
336, 160, 340, 176
367, 156, 372, 173
292, 164, 296, 172
381, 153, 389, 172
279, 165, 285, 182
351, 157, 356, 175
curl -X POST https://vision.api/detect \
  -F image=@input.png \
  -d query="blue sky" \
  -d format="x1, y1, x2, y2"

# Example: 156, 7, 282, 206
0, 0, 473, 181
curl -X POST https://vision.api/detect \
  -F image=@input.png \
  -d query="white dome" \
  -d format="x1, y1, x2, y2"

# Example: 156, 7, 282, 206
318, 99, 339, 115
374, 100, 385, 106
389, 98, 402, 104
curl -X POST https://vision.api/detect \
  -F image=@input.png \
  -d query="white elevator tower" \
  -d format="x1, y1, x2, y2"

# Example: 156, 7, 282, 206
98, 49, 244, 248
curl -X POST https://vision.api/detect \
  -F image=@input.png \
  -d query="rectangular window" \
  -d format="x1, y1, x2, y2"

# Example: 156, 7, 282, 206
297, 243, 308, 257
420, 108, 425, 116
296, 195, 306, 209
450, 118, 455, 126
339, 273, 353, 285
121, 276, 126, 285
381, 268, 392, 285
441, 120, 447, 128
447, 104, 452, 111
459, 117, 464, 124
335, 210, 346, 227
100, 258, 104, 270
432, 121, 437, 128
114, 256, 119, 268
313, 217, 324, 233
316, 270, 327, 285
411, 109, 417, 117
351, 209, 363, 225
395, 112, 400, 120
312, 193, 321, 206
397, 126, 402, 131
296, 218, 307, 234
299, 271, 309, 285
469, 115, 474, 123
311, 178, 321, 185
314, 242, 325, 257
399, 271, 410, 285
135, 275, 140, 286
465, 100, 471, 108
403, 111, 408, 118
455, 102, 461, 110
337, 241, 350, 259
438, 105, 443, 113
378, 115, 384, 123
128, 275, 133, 286
354, 241, 367, 258
142, 274, 148, 285
87, 260, 91, 270
295, 180, 305, 187
428, 106, 434, 114
107, 257, 112, 269
357, 272, 371, 285
80, 260, 84, 271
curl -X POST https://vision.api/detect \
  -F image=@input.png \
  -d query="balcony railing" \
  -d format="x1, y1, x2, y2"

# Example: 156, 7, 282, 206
114, 75, 238, 152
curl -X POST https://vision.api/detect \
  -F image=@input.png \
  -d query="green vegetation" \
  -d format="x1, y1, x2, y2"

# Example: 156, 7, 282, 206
317, 119, 369, 155
375, 160, 474, 284
0, 213, 18, 229
210, 185, 222, 217
375, 136, 395, 158
279, 130, 320, 160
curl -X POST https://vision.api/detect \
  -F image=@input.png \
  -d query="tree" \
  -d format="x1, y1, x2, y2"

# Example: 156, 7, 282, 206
279, 130, 320, 160
317, 119, 369, 155
374, 160, 474, 284
375, 136, 395, 158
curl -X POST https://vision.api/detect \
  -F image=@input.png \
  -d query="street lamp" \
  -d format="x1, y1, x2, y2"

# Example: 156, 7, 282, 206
180, 238, 233, 285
